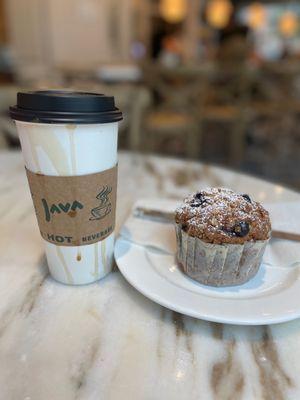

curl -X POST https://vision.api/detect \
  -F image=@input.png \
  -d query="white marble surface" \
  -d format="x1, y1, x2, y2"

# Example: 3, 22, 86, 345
1, 150, 300, 400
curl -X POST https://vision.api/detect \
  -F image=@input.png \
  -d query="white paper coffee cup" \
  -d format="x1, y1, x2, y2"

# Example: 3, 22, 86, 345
10, 91, 122, 285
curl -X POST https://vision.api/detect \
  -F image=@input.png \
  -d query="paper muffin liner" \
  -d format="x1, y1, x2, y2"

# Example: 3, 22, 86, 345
175, 224, 269, 287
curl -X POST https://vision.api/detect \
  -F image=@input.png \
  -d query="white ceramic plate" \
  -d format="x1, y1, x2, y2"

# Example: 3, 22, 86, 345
115, 238, 300, 325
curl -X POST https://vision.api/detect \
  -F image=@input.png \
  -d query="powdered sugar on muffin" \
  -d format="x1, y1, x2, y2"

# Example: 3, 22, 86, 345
175, 188, 271, 245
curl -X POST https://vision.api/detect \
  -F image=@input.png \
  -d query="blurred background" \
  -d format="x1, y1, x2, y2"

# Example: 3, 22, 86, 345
0, 0, 300, 189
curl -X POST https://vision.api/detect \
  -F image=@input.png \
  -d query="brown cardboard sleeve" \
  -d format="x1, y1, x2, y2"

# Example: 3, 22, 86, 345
26, 165, 118, 246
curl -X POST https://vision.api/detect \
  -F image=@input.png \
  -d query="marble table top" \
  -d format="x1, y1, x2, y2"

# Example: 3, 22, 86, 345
1, 150, 300, 400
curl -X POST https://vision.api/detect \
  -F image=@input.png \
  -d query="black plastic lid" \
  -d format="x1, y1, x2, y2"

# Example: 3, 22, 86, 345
10, 90, 123, 124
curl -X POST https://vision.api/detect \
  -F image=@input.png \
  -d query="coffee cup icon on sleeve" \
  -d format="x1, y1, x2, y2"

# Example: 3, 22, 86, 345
90, 186, 112, 220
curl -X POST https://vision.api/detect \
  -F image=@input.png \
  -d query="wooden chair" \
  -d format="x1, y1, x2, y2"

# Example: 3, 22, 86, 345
202, 64, 255, 165
140, 65, 207, 159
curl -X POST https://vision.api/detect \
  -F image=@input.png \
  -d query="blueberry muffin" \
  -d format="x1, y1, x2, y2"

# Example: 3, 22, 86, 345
175, 188, 271, 287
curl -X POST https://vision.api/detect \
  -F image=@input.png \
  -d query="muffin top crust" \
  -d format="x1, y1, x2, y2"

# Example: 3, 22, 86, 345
175, 188, 271, 244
